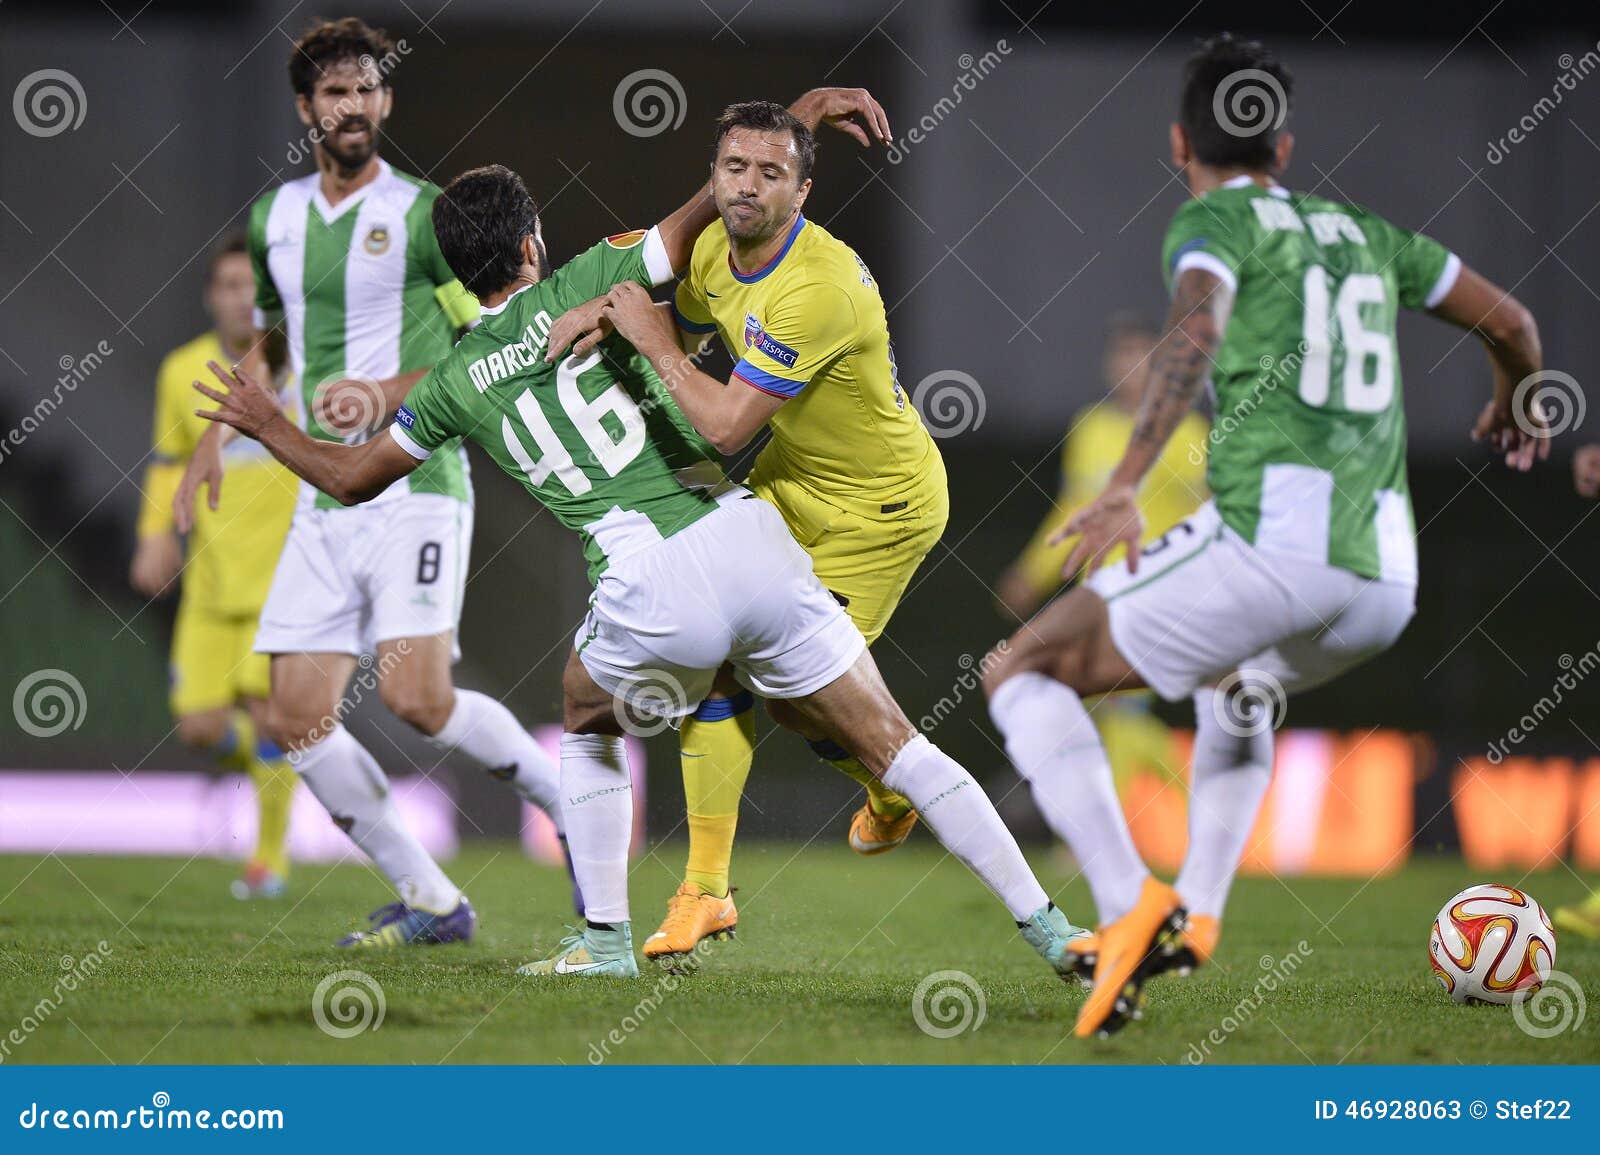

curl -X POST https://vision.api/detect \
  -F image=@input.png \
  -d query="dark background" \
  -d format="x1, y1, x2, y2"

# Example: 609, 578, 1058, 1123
1, 1, 1596, 841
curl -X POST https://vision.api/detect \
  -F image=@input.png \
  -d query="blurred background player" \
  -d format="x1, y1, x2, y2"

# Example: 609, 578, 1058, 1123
1554, 441, 1600, 939
994, 314, 1207, 808
175, 17, 566, 947
983, 33, 1548, 1037
130, 230, 298, 901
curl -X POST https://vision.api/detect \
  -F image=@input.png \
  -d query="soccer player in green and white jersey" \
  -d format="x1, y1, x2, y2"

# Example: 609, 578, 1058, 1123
175, 18, 569, 947
191, 162, 1098, 985
982, 33, 1549, 1038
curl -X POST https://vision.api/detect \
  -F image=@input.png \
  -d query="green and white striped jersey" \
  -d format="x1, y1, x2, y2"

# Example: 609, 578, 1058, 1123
248, 160, 480, 510
390, 227, 743, 583
1162, 176, 1460, 583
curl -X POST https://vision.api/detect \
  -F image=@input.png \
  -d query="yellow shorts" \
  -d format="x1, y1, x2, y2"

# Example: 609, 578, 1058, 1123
169, 597, 272, 716
751, 470, 949, 646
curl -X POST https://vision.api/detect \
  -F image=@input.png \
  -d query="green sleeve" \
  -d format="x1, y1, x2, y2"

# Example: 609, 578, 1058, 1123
1384, 221, 1457, 312
552, 230, 658, 304
247, 193, 282, 321
1161, 198, 1248, 294
393, 364, 465, 456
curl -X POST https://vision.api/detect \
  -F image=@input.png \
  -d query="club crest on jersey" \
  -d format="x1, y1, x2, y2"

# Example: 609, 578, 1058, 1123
742, 313, 798, 369
364, 225, 391, 255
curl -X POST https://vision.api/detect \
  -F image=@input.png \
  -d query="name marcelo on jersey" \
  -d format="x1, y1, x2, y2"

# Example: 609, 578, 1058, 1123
466, 308, 556, 393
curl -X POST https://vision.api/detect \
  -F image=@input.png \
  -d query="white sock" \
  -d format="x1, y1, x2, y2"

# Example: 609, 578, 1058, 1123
1175, 687, 1274, 919
989, 671, 1147, 924
880, 734, 1050, 921
291, 725, 461, 913
426, 689, 564, 832
560, 732, 633, 925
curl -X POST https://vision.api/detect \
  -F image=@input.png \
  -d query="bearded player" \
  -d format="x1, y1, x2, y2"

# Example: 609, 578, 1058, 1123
982, 34, 1547, 1037
556, 99, 946, 966
131, 231, 298, 901
175, 18, 567, 946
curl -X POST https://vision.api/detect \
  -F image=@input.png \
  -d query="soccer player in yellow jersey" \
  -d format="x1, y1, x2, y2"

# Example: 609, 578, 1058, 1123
130, 231, 299, 899
588, 97, 946, 962
995, 316, 1209, 799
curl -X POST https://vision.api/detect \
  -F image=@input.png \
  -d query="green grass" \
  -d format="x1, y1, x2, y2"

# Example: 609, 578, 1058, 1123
0, 844, 1596, 1064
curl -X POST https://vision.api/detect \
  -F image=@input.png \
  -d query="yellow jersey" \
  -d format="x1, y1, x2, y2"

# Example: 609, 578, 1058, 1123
137, 331, 297, 616
1013, 404, 1209, 598
674, 214, 943, 518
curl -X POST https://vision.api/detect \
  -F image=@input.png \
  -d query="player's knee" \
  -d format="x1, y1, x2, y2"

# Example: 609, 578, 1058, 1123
381, 680, 454, 736
264, 698, 332, 753
175, 712, 230, 751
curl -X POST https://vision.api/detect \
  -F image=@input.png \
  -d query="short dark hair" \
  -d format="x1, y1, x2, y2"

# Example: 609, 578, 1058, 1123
433, 165, 539, 299
206, 228, 249, 283
288, 17, 397, 98
1180, 33, 1293, 170
713, 101, 814, 184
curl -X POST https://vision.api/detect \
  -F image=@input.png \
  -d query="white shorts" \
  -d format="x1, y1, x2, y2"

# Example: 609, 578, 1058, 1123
576, 496, 867, 719
1086, 502, 1417, 701
254, 493, 472, 658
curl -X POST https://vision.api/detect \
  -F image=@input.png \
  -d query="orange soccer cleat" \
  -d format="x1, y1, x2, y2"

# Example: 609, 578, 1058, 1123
848, 804, 918, 856
1074, 878, 1187, 1038
642, 882, 738, 969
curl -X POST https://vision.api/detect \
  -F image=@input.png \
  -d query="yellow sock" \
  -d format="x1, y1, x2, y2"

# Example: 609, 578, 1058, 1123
680, 694, 756, 897
807, 737, 914, 820
223, 710, 295, 877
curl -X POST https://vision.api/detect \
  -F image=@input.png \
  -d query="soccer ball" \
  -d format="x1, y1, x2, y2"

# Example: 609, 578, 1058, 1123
1429, 883, 1555, 1004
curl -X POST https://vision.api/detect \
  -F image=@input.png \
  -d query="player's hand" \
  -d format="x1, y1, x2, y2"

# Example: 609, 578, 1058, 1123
599, 281, 674, 355
1575, 444, 1600, 500
1471, 392, 1549, 472
129, 532, 183, 599
1049, 484, 1145, 579
788, 87, 891, 148
193, 360, 284, 444
173, 429, 225, 533
546, 294, 614, 362
312, 376, 386, 435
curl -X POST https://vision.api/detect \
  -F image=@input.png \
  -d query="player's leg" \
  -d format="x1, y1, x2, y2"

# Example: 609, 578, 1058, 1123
368, 496, 567, 868
170, 599, 293, 898
234, 690, 297, 899
266, 650, 473, 946
518, 649, 647, 978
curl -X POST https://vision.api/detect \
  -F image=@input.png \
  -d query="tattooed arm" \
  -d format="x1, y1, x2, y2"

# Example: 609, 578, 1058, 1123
1050, 267, 1230, 578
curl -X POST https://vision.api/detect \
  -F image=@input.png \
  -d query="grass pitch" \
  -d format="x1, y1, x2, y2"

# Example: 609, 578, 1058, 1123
0, 844, 1595, 1064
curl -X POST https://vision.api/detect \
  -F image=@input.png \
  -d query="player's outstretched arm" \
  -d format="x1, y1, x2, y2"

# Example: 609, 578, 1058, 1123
1050, 267, 1230, 577
1429, 265, 1547, 471
601, 282, 782, 454
193, 361, 417, 507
